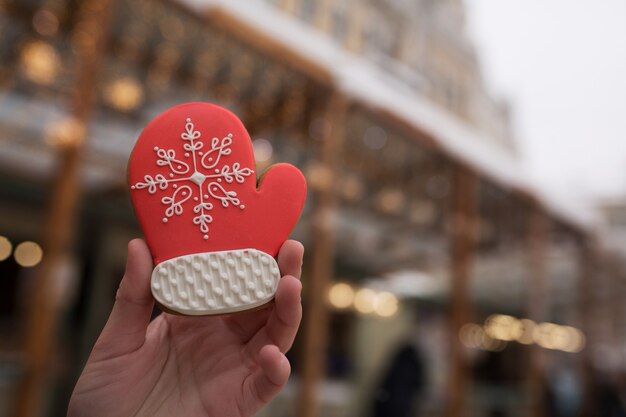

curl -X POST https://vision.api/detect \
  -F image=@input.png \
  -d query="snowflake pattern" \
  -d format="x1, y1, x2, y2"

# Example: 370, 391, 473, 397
131, 117, 254, 240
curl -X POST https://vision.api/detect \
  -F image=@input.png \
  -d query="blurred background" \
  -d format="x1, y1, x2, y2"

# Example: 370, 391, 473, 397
0, 0, 625, 416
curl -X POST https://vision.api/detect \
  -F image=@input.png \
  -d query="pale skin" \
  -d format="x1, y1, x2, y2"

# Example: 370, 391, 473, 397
68, 239, 304, 417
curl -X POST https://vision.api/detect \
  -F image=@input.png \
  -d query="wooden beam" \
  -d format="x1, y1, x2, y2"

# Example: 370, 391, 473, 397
14, 1, 116, 416
445, 164, 477, 417
200, 6, 334, 86
525, 207, 549, 417
296, 93, 348, 417
577, 240, 597, 417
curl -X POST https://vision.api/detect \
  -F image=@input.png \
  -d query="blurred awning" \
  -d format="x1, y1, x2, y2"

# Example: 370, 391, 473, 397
175, 0, 597, 232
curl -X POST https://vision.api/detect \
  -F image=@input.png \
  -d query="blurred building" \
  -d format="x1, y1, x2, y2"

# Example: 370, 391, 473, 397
266, 0, 515, 153
0, 1, 618, 417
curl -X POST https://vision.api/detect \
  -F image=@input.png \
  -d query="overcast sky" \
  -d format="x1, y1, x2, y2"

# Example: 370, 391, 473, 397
464, 0, 626, 205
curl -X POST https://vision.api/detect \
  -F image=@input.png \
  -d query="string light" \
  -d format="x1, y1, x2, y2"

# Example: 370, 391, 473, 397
561, 326, 585, 353
517, 319, 535, 345
373, 291, 398, 317
305, 163, 333, 192
20, 41, 60, 85
459, 323, 483, 348
14, 241, 43, 268
328, 282, 354, 309
327, 283, 399, 318
377, 188, 405, 215
339, 175, 364, 202
462, 314, 585, 353
104, 77, 144, 112
354, 288, 376, 314
459, 323, 507, 352
45, 118, 86, 149
484, 314, 523, 342
0, 236, 12, 261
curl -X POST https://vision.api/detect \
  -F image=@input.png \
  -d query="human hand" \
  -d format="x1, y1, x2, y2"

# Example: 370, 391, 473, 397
68, 239, 303, 417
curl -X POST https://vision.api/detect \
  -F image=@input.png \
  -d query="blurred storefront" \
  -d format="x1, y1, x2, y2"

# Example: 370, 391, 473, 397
0, 0, 624, 416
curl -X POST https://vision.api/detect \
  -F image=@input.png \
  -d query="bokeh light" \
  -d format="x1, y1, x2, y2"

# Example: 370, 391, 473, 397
354, 288, 376, 314
14, 241, 43, 268
373, 291, 398, 317
252, 139, 273, 162
328, 282, 354, 309
0, 236, 12, 261
104, 77, 144, 112
20, 41, 60, 85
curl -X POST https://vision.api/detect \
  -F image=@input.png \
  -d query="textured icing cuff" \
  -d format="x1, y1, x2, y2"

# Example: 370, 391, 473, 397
151, 249, 280, 315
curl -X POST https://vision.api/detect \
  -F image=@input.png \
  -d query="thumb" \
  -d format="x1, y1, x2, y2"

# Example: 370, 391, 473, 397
91, 239, 154, 360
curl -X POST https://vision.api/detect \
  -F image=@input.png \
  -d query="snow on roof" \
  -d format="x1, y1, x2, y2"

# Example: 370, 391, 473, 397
176, 0, 598, 232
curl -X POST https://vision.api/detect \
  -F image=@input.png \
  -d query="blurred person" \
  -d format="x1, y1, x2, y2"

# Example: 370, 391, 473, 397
547, 367, 580, 417
372, 340, 427, 417
67, 239, 303, 417
597, 375, 626, 417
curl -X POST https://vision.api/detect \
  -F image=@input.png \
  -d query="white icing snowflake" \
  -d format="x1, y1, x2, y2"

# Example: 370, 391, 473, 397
131, 117, 254, 240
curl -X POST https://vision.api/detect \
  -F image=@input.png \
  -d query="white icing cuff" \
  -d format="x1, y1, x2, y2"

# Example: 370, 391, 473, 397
151, 249, 280, 315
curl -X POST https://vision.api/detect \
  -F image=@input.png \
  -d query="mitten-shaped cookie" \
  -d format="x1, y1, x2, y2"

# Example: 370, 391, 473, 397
128, 103, 306, 315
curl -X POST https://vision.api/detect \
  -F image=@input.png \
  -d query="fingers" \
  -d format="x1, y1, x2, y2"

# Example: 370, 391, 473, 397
277, 239, 304, 279
92, 239, 154, 360
227, 240, 304, 343
243, 274, 302, 361
244, 345, 290, 406
267, 275, 302, 351
265, 239, 303, 347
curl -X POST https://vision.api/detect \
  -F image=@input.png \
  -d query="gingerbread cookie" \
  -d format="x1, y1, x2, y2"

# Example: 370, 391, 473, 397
128, 103, 306, 315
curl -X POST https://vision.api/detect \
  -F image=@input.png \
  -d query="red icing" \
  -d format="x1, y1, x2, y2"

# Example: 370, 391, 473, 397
128, 103, 307, 265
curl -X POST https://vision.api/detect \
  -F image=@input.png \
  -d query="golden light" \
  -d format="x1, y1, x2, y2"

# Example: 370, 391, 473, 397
0, 236, 12, 262
14, 241, 43, 268
534, 322, 560, 349
20, 41, 60, 85
377, 189, 405, 215
374, 291, 398, 317
550, 324, 572, 351
354, 288, 376, 314
459, 323, 506, 351
484, 314, 522, 341
104, 77, 144, 112
475, 314, 585, 353
482, 336, 507, 352
516, 319, 536, 344
459, 323, 483, 348
562, 326, 586, 353
328, 282, 354, 309
532, 322, 586, 352
305, 163, 333, 192
339, 175, 364, 202
45, 118, 86, 149
252, 139, 273, 162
